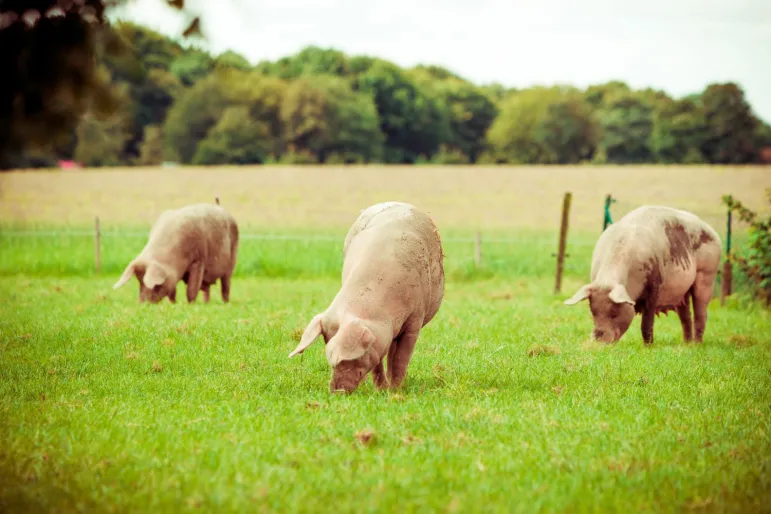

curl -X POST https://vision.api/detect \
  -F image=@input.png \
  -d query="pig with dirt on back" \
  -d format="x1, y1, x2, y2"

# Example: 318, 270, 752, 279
288, 201, 445, 393
564, 205, 721, 345
113, 201, 239, 304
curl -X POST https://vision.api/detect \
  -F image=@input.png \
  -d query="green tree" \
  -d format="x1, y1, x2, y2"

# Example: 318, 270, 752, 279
409, 64, 467, 82
163, 70, 287, 163
584, 81, 631, 109
98, 24, 185, 162
216, 50, 251, 71
487, 87, 598, 164
594, 92, 655, 163
355, 61, 450, 163
700, 83, 758, 164
108, 21, 182, 72
138, 124, 165, 165
74, 84, 133, 167
410, 73, 499, 162
255, 46, 350, 80
754, 120, 771, 163
279, 75, 383, 163
193, 106, 270, 165
650, 98, 708, 163
479, 83, 514, 105
534, 96, 599, 164
163, 73, 232, 163
171, 50, 215, 86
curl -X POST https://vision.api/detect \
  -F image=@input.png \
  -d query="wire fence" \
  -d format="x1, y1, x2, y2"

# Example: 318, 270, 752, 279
0, 194, 742, 301
0, 229, 599, 246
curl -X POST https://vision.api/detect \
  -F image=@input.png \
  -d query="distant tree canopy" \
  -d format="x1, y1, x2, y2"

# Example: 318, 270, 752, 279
0, 0, 201, 168
1, 9, 770, 169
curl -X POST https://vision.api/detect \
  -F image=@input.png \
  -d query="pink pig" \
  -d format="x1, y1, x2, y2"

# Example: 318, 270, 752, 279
288, 202, 445, 393
565, 205, 721, 345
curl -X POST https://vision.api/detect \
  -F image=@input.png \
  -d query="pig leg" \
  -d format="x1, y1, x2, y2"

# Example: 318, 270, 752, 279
692, 270, 717, 342
675, 290, 694, 342
221, 273, 231, 303
640, 306, 656, 345
385, 340, 398, 380
186, 262, 204, 303
639, 278, 661, 345
387, 321, 422, 389
372, 360, 387, 389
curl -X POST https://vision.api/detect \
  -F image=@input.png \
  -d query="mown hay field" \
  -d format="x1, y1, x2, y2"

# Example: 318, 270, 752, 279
1, 164, 768, 232
1, 165, 770, 513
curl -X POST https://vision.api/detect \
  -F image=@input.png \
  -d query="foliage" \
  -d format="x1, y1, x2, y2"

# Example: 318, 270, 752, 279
279, 75, 384, 163
701, 83, 758, 164
138, 124, 164, 165
487, 87, 598, 164
412, 74, 499, 162
426, 145, 470, 165
3, 14, 770, 169
216, 50, 251, 71
355, 60, 450, 163
723, 190, 771, 306
0, 0, 202, 167
170, 50, 215, 86
73, 76, 133, 167
162, 73, 233, 163
594, 91, 655, 164
650, 98, 708, 164
193, 106, 270, 165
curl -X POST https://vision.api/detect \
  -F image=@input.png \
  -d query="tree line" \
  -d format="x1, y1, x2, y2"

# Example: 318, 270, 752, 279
6, 21, 771, 169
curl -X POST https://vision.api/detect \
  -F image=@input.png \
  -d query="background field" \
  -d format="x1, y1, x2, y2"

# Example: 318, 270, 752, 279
2, 164, 768, 231
1, 165, 770, 513
1, 164, 768, 282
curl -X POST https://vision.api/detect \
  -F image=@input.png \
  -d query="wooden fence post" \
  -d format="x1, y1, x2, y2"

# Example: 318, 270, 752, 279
474, 231, 482, 269
94, 216, 102, 274
554, 192, 572, 294
720, 208, 732, 305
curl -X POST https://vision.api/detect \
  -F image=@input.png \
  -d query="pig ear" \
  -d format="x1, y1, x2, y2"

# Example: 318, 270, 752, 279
609, 284, 635, 305
325, 321, 375, 367
142, 261, 167, 289
288, 313, 324, 358
564, 284, 592, 305
113, 260, 138, 290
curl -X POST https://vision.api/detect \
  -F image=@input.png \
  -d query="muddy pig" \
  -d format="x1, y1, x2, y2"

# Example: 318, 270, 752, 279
113, 201, 239, 304
564, 205, 721, 345
288, 201, 445, 393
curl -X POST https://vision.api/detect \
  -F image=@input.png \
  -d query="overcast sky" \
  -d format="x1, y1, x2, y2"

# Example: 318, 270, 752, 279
112, 0, 771, 122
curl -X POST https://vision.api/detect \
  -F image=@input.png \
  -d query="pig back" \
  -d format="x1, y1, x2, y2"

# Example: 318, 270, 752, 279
343, 202, 445, 324
148, 204, 238, 277
593, 205, 721, 305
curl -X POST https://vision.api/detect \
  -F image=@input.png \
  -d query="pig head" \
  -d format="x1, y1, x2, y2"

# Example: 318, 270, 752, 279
564, 282, 636, 343
288, 313, 388, 393
113, 258, 178, 303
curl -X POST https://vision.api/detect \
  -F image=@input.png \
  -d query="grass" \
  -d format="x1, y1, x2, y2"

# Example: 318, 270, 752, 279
1, 165, 770, 512
0, 229, 598, 281
1, 276, 770, 513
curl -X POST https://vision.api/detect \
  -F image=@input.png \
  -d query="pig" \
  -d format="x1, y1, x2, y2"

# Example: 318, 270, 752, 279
287, 201, 445, 393
564, 205, 721, 345
113, 201, 239, 304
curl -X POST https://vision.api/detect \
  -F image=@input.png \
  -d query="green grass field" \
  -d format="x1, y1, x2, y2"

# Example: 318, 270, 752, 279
1, 275, 770, 513
1, 165, 770, 513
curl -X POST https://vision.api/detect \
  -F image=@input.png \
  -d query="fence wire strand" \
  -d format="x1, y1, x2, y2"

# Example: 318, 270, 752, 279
0, 230, 599, 247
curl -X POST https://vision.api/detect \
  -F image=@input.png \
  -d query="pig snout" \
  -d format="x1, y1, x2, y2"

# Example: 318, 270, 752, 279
329, 365, 367, 394
592, 328, 617, 343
